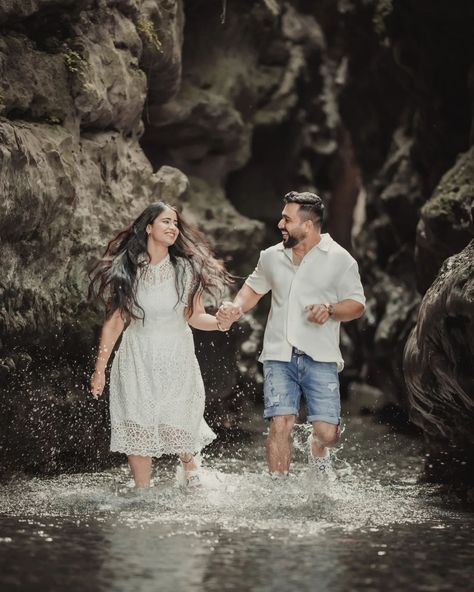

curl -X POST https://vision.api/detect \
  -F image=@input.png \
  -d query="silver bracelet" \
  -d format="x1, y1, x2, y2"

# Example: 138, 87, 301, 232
216, 318, 226, 332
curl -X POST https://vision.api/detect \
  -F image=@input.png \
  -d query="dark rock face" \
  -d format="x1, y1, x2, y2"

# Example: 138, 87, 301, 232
416, 147, 474, 293
353, 129, 423, 405
404, 241, 474, 483
339, 1, 474, 424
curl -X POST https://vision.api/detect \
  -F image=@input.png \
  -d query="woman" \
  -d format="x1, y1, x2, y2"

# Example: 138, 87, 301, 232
89, 201, 234, 489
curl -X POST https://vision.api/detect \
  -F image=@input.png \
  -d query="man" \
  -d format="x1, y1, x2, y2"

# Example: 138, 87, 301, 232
218, 191, 365, 479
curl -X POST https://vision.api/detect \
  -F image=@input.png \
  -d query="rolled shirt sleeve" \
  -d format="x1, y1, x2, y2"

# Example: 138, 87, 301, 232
336, 261, 366, 305
245, 252, 272, 295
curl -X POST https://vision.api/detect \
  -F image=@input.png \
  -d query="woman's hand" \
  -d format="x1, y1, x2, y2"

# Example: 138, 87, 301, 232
90, 370, 106, 399
215, 316, 232, 331
217, 302, 242, 327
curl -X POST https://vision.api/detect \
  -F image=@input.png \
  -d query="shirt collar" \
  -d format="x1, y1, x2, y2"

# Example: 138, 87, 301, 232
277, 233, 332, 257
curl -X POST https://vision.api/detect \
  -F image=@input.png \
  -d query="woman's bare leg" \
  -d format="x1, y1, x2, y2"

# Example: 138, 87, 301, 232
128, 455, 152, 488
179, 453, 198, 472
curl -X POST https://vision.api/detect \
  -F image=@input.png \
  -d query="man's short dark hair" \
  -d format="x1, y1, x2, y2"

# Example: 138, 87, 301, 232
283, 191, 325, 227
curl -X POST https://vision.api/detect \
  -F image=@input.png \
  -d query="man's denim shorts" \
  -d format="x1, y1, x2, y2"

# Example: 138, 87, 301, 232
263, 348, 341, 425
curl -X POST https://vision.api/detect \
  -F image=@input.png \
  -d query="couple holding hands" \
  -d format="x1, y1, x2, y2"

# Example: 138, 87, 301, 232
89, 192, 365, 489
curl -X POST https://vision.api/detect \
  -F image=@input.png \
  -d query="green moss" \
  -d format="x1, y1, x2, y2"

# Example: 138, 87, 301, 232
421, 148, 474, 230
137, 16, 162, 53
62, 49, 86, 74
373, 0, 394, 36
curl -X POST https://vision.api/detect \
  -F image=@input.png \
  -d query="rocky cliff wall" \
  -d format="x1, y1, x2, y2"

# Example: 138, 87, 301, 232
342, 0, 474, 481
0, 0, 260, 474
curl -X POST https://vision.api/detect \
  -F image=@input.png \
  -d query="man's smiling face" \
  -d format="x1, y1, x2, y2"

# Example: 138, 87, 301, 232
277, 203, 307, 248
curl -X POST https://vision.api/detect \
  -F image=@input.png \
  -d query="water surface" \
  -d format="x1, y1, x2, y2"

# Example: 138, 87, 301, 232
1, 417, 473, 591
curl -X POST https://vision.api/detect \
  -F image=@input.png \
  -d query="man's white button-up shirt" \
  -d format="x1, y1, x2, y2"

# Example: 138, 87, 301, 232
245, 234, 365, 372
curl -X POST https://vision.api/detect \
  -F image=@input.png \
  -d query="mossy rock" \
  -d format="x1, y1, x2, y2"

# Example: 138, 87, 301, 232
416, 146, 474, 292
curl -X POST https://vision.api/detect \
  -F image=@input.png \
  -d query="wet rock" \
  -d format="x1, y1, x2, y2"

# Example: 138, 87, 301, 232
70, 7, 147, 132
352, 129, 423, 405
416, 146, 474, 293
355, 268, 421, 406
152, 164, 189, 201
404, 241, 474, 483
0, 34, 73, 123
137, 0, 184, 106
0, 0, 85, 23
180, 176, 263, 271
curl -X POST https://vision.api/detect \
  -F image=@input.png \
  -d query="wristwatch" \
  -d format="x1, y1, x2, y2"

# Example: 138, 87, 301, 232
324, 303, 334, 316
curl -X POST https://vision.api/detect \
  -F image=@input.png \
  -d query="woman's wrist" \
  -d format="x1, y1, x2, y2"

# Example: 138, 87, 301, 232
216, 317, 227, 332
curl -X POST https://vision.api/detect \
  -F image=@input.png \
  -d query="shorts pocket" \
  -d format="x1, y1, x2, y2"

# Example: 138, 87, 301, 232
263, 363, 280, 407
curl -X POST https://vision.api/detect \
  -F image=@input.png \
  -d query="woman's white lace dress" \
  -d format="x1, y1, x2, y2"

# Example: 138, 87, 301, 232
109, 255, 216, 457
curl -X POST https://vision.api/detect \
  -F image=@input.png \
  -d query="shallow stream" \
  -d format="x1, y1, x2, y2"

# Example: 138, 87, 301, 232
1, 417, 473, 591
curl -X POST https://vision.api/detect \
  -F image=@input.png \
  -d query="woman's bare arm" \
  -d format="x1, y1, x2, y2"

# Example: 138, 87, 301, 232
186, 292, 229, 331
90, 309, 125, 398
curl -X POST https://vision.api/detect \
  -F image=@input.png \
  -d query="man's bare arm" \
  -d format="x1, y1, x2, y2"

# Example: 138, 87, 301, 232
217, 284, 264, 325
306, 299, 365, 325
233, 284, 264, 313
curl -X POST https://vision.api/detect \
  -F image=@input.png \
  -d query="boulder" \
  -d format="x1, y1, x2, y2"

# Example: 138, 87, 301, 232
404, 241, 474, 483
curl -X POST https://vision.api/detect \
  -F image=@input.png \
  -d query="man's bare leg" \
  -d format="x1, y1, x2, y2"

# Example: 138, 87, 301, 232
128, 455, 153, 488
266, 415, 296, 474
310, 420, 340, 458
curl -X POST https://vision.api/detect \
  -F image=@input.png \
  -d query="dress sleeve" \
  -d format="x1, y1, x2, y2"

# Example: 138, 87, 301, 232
336, 261, 366, 305
245, 251, 271, 295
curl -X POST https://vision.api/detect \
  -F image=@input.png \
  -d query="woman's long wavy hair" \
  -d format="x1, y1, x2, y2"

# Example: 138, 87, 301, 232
88, 201, 233, 320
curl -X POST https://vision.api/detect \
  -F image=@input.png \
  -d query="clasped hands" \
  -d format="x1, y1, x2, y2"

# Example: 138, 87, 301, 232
216, 301, 243, 330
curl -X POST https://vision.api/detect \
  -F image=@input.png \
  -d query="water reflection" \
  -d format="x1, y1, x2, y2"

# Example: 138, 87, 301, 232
1, 417, 473, 591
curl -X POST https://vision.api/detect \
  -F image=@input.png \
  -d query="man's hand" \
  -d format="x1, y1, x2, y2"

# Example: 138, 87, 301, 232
217, 301, 242, 328
305, 304, 330, 325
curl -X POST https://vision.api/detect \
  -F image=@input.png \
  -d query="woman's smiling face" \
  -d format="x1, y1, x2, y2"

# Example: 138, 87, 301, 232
147, 207, 180, 246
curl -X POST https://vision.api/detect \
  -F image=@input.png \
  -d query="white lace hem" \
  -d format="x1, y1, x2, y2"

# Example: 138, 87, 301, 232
110, 421, 216, 457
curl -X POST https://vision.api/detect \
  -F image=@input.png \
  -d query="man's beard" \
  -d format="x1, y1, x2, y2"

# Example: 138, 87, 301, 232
282, 232, 302, 248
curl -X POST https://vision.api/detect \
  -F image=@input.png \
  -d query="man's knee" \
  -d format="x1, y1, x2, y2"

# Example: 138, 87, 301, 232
312, 422, 340, 447
269, 415, 295, 437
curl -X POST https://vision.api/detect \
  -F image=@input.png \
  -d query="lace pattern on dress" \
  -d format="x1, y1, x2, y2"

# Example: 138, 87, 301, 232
111, 420, 215, 457
139, 256, 175, 288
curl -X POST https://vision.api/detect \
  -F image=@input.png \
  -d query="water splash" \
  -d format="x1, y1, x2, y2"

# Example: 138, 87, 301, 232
0, 453, 445, 536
